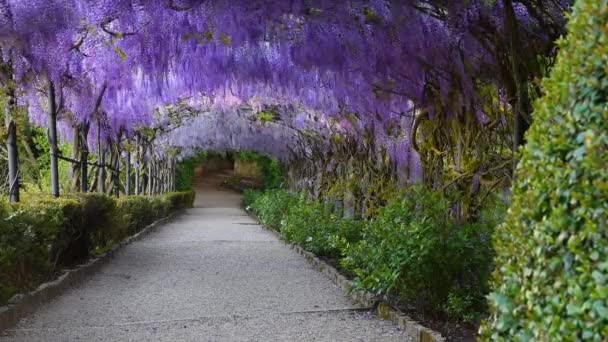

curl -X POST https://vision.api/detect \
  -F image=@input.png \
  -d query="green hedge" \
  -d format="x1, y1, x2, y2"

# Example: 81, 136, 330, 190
281, 196, 363, 258
0, 190, 194, 304
247, 189, 363, 259
245, 188, 299, 229
481, 2, 608, 340
238, 151, 283, 189
175, 152, 207, 191
247, 187, 504, 322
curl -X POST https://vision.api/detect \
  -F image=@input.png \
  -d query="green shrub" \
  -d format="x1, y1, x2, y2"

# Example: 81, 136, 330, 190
341, 186, 504, 322
243, 189, 261, 207
175, 152, 207, 191
247, 185, 502, 322
280, 197, 337, 256
166, 190, 196, 210
79, 194, 120, 253
280, 196, 363, 257
238, 151, 283, 189
481, 2, 608, 340
0, 197, 66, 302
0, 190, 195, 305
116, 196, 156, 235
248, 189, 299, 229
248, 188, 364, 257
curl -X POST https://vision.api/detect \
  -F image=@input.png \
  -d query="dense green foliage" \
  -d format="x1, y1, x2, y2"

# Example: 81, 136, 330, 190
247, 190, 363, 257
481, 2, 608, 340
0, 105, 74, 194
282, 198, 364, 258
342, 186, 504, 322
0, 191, 194, 304
237, 151, 283, 189
246, 187, 504, 322
175, 152, 208, 191
245, 188, 299, 229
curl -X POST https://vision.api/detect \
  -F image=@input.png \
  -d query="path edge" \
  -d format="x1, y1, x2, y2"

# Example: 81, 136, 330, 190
0, 211, 183, 333
246, 208, 445, 342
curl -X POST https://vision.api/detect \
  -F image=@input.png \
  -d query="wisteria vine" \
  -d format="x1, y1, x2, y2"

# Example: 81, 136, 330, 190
0, 0, 570, 201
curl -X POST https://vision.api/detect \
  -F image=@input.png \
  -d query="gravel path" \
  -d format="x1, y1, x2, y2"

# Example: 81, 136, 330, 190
2, 169, 407, 341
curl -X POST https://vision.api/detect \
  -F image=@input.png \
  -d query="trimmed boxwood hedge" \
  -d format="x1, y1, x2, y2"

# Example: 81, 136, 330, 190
480, 2, 608, 340
0, 190, 194, 304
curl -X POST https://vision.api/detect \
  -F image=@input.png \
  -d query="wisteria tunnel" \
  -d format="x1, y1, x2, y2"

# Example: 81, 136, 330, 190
0, 1, 606, 341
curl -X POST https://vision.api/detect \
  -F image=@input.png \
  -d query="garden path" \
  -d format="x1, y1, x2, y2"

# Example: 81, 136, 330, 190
2, 168, 406, 341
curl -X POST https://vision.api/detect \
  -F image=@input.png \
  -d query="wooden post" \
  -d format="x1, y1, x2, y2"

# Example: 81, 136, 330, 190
135, 135, 141, 195
163, 161, 166, 193
125, 148, 131, 195
148, 156, 153, 196
7, 120, 19, 202
97, 124, 106, 194
164, 159, 169, 193
80, 123, 90, 192
71, 125, 81, 192
4, 65, 19, 202
154, 160, 159, 195
114, 143, 120, 198
169, 157, 174, 191
48, 81, 60, 197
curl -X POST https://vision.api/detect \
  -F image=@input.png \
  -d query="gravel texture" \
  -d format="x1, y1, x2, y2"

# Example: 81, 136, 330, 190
2, 169, 408, 341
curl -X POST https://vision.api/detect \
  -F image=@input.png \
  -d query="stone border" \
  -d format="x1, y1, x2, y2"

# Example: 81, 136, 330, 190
0, 211, 182, 333
247, 209, 445, 342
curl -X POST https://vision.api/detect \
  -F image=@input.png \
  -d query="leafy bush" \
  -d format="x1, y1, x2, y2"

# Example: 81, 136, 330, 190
481, 2, 608, 340
175, 152, 207, 191
243, 189, 261, 208
166, 190, 195, 210
340, 186, 504, 322
248, 189, 364, 257
79, 194, 120, 254
247, 189, 299, 229
238, 151, 283, 189
341, 187, 444, 301
247, 185, 503, 322
116, 196, 157, 235
281, 196, 363, 257
0, 190, 194, 304
0, 197, 66, 302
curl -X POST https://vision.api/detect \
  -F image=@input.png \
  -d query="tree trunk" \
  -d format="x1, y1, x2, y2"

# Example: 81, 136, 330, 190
154, 160, 159, 195
158, 160, 162, 194
80, 123, 90, 192
155, 160, 160, 195
5, 79, 19, 203
504, 0, 532, 154
164, 160, 168, 193
170, 159, 174, 192
135, 135, 141, 195
7, 120, 19, 202
71, 125, 81, 192
148, 157, 153, 196
82, 85, 106, 193
159, 160, 164, 194
90, 165, 99, 192
163, 160, 168, 193
4, 65, 20, 202
114, 147, 120, 198
48, 81, 60, 197
97, 124, 106, 194
81, 149, 89, 192
125, 148, 131, 195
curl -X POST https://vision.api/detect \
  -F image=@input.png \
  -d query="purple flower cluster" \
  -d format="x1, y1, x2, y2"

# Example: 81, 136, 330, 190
0, 0, 569, 173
